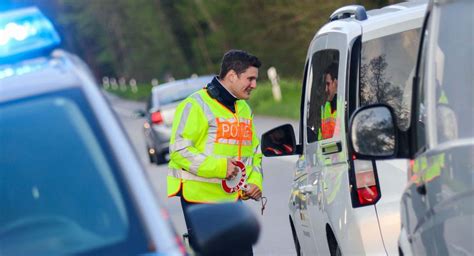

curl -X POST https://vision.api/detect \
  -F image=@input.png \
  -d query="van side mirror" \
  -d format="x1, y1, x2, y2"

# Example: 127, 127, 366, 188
349, 104, 397, 159
261, 124, 297, 157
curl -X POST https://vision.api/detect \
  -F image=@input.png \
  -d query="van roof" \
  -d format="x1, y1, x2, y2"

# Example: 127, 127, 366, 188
366, 0, 427, 17
314, 0, 427, 42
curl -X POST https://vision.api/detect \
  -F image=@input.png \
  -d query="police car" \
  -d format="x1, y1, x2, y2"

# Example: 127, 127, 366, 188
261, 1, 427, 255
0, 7, 258, 255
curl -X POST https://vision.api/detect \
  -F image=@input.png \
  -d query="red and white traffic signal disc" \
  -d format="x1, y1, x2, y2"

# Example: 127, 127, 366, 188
221, 160, 247, 193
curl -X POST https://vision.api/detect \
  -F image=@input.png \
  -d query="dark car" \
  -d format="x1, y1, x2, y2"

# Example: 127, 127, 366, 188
142, 75, 213, 164
348, 0, 473, 255
0, 8, 259, 256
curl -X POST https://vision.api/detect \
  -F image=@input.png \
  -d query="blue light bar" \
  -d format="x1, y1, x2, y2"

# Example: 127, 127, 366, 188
0, 7, 61, 60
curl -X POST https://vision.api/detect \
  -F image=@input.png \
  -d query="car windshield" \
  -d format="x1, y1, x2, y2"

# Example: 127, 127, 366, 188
429, 0, 474, 142
154, 77, 209, 107
0, 89, 149, 255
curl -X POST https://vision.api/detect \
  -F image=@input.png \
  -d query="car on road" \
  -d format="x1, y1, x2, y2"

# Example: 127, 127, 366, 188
140, 75, 213, 165
348, 0, 474, 255
0, 7, 259, 256
261, 1, 426, 255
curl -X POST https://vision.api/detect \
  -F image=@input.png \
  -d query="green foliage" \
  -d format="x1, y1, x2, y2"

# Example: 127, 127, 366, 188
37, 0, 402, 82
55, 0, 189, 81
248, 79, 302, 120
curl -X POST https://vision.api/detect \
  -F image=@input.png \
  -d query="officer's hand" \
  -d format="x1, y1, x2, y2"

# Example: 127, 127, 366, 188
226, 158, 239, 180
243, 184, 262, 201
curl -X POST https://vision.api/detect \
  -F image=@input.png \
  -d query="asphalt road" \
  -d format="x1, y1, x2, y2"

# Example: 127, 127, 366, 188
107, 93, 301, 255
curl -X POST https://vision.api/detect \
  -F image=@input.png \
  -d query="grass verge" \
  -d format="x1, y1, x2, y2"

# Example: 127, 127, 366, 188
247, 79, 301, 120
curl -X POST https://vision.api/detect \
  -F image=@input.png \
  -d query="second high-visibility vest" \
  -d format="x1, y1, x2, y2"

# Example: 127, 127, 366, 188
319, 101, 338, 140
167, 89, 263, 203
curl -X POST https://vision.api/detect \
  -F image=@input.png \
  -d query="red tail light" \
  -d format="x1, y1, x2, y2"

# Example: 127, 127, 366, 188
357, 185, 379, 205
354, 160, 380, 206
151, 111, 163, 124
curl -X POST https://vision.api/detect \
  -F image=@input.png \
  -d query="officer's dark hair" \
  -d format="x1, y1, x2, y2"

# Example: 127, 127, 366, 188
324, 62, 338, 81
219, 49, 261, 79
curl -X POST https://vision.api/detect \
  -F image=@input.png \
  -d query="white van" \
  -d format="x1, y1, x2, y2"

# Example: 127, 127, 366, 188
261, 1, 426, 255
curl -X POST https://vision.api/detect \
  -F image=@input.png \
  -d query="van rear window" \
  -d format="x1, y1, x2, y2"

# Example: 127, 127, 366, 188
359, 28, 421, 131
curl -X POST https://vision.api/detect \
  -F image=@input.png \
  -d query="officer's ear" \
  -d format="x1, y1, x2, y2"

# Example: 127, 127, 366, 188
227, 70, 238, 83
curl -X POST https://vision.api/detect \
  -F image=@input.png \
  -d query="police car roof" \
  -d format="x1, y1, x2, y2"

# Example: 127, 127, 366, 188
0, 50, 93, 103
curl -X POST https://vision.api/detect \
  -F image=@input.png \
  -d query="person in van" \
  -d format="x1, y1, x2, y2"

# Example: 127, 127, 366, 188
319, 62, 339, 140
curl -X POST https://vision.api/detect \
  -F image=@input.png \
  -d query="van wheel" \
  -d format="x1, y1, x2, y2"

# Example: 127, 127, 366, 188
289, 217, 303, 256
327, 228, 341, 256
399, 246, 404, 256
334, 245, 342, 256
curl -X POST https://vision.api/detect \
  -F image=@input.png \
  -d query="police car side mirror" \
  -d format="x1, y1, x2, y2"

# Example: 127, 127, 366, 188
349, 104, 398, 159
187, 202, 260, 255
261, 124, 298, 157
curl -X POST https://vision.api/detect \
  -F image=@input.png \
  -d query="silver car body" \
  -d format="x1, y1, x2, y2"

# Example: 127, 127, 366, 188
143, 75, 213, 164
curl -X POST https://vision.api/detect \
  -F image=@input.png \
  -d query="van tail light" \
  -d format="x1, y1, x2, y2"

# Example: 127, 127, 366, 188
354, 160, 380, 206
151, 111, 163, 124
357, 185, 379, 205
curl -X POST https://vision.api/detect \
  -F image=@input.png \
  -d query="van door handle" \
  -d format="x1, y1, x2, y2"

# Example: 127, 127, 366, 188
321, 141, 342, 155
299, 185, 315, 194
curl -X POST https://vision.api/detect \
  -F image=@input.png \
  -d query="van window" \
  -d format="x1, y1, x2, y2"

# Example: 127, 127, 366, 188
430, 0, 473, 143
360, 28, 421, 131
307, 50, 339, 143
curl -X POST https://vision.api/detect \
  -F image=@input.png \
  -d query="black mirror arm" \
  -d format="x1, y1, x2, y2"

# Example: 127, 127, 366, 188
396, 129, 411, 158
295, 144, 303, 155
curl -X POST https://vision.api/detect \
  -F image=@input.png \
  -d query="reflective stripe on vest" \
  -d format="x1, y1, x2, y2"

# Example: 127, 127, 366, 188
168, 168, 222, 184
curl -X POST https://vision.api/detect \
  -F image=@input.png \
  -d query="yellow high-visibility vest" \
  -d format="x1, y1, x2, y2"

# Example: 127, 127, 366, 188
318, 101, 338, 140
167, 89, 263, 203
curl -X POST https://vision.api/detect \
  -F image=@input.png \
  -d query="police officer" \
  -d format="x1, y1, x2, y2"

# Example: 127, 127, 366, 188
167, 50, 263, 255
319, 62, 339, 140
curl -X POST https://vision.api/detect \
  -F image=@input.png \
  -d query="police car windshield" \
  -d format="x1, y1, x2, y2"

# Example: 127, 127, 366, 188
0, 88, 149, 255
